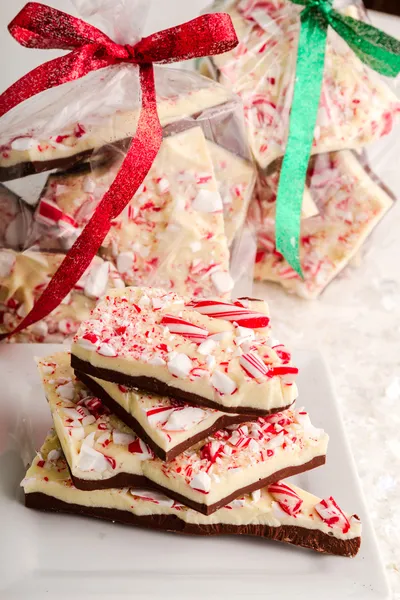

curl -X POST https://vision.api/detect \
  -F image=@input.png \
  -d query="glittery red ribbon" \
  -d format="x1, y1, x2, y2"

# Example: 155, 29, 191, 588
0, 2, 238, 340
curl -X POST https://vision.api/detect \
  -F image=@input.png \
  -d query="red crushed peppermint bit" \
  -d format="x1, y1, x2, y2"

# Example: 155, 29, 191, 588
118, 385, 128, 393
97, 423, 108, 431
200, 441, 224, 463
36, 198, 77, 228
85, 397, 107, 416
272, 344, 291, 364
160, 315, 208, 343
128, 438, 152, 457
83, 333, 98, 344
74, 123, 86, 138
105, 455, 116, 470
115, 325, 127, 335
187, 300, 269, 329
239, 352, 269, 379
315, 496, 351, 533
268, 481, 303, 516
37, 460, 46, 468
268, 365, 298, 384
55, 134, 69, 143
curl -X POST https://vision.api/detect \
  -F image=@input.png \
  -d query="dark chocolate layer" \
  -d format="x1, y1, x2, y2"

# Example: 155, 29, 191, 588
25, 492, 360, 557
75, 370, 258, 462
0, 138, 132, 182
70, 471, 148, 492
71, 355, 293, 416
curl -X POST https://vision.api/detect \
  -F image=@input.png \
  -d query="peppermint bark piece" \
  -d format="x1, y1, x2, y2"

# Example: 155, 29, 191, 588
0, 250, 124, 342
38, 353, 153, 489
140, 405, 328, 514
204, 1, 399, 169
42, 351, 255, 462
71, 287, 298, 415
34, 138, 255, 255
0, 79, 231, 181
39, 353, 325, 513
251, 151, 393, 298
76, 371, 256, 462
22, 432, 360, 557
100, 127, 233, 298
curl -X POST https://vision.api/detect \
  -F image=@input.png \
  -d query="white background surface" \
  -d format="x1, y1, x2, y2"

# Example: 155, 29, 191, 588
0, 0, 399, 597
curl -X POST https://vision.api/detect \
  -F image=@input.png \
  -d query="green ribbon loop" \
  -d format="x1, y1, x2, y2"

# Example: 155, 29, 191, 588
275, 0, 400, 276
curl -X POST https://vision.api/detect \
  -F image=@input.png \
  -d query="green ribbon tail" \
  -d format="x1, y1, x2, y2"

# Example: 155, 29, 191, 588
275, 10, 328, 276
329, 12, 400, 77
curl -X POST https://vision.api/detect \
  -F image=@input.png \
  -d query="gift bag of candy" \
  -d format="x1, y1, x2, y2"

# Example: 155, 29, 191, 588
0, 0, 258, 342
198, 0, 400, 298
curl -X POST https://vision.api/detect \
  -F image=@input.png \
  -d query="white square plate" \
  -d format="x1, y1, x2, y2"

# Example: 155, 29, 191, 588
0, 344, 389, 600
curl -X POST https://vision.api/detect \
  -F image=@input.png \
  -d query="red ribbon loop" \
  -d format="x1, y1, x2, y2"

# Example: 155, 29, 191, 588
0, 3, 238, 341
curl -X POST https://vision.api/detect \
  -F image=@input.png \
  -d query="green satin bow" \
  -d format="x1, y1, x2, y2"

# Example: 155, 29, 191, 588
275, 0, 400, 276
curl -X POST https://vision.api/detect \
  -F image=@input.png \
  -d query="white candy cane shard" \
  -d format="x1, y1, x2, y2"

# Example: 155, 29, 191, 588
190, 471, 211, 493
167, 353, 192, 378
211, 370, 237, 395
268, 481, 303, 516
239, 352, 269, 379
315, 496, 351, 533
187, 300, 269, 329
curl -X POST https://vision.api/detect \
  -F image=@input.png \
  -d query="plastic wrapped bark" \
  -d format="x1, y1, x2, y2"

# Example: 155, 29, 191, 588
199, 0, 399, 297
0, 1, 256, 341
199, 0, 399, 170
248, 151, 394, 298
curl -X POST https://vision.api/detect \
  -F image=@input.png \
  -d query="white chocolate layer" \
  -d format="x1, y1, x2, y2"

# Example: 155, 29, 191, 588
22, 431, 360, 542
72, 287, 299, 413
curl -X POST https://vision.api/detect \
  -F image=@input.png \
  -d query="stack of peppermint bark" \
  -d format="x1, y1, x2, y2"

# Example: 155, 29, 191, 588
22, 287, 361, 556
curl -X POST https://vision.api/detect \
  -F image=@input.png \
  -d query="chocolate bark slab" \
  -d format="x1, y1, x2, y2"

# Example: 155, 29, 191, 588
25, 492, 360, 557
75, 370, 258, 462
71, 355, 293, 417
71, 288, 298, 415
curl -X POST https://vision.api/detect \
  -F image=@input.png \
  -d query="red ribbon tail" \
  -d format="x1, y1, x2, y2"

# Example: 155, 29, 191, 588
2, 64, 162, 340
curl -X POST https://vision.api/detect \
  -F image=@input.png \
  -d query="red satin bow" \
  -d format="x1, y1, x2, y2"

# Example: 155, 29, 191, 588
0, 2, 238, 340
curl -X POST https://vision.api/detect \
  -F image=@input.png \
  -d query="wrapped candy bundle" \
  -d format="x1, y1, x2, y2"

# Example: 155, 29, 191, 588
199, 0, 399, 296
249, 150, 394, 298
0, 1, 257, 341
